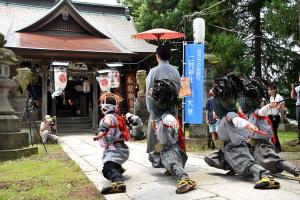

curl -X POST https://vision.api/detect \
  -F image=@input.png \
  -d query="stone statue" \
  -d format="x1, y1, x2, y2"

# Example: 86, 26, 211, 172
134, 70, 149, 135
0, 33, 22, 65
11, 67, 33, 96
136, 70, 147, 96
0, 33, 38, 161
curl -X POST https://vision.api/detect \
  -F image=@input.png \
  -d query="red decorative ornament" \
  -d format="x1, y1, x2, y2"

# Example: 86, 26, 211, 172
100, 78, 108, 86
59, 74, 67, 83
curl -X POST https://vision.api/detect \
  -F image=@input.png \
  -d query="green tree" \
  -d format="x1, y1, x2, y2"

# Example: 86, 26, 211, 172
122, 0, 300, 118
121, 0, 299, 81
121, 0, 251, 76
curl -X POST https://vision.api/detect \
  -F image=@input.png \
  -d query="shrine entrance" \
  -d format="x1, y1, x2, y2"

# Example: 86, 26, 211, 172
48, 72, 93, 118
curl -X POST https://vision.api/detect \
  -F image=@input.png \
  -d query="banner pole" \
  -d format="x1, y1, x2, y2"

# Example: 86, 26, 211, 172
182, 41, 186, 137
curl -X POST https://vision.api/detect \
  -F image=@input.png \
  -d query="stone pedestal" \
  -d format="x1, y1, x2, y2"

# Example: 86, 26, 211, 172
134, 94, 149, 133
188, 124, 209, 148
8, 95, 26, 120
189, 124, 208, 138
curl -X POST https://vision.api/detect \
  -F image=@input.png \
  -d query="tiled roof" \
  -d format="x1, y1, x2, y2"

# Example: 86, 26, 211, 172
80, 13, 157, 53
18, 0, 110, 38
73, 0, 120, 6
0, 1, 156, 54
8, 32, 123, 53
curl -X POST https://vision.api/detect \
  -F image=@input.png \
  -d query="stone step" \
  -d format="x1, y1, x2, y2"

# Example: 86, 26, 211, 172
57, 117, 91, 124
57, 123, 92, 128
57, 128, 94, 134
55, 117, 93, 133
0, 132, 30, 150
0, 146, 38, 161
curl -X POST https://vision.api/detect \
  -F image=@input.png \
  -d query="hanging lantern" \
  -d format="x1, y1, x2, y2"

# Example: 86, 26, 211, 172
53, 67, 67, 97
98, 70, 110, 92
109, 68, 120, 89
193, 18, 205, 44
83, 80, 91, 93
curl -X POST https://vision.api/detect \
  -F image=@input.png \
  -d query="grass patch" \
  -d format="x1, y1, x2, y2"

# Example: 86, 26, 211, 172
185, 142, 211, 153
278, 131, 300, 152
0, 144, 103, 200
184, 131, 300, 153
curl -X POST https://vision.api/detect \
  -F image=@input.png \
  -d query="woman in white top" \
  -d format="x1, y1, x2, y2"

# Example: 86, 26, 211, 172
290, 74, 300, 145
268, 84, 285, 152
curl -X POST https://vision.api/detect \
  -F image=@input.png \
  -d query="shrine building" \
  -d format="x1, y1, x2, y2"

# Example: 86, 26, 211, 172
0, 0, 156, 132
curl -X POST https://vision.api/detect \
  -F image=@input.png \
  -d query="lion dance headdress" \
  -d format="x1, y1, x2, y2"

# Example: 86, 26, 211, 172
99, 92, 124, 114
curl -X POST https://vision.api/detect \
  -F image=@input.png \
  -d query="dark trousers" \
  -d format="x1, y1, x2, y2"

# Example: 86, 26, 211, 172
296, 106, 300, 140
102, 161, 124, 182
268, 115, 281, 152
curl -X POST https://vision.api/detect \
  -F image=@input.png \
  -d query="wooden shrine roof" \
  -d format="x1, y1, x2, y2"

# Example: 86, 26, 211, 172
9, 32, 123, 53
0, 0, 156, 57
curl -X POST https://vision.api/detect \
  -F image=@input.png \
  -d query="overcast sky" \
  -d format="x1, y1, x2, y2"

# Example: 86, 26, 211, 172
73, 0, 120, 6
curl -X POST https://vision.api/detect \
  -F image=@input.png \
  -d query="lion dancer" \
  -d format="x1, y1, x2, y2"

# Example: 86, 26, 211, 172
206, 74, 280, 189
147, 78, 196, 194
239, 79, 300, 179
94, 93, 129, 195
152, 113, 196, 194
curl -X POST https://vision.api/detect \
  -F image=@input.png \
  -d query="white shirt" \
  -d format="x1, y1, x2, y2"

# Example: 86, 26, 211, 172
295, 85, 300, 106
269, 93, 284, 116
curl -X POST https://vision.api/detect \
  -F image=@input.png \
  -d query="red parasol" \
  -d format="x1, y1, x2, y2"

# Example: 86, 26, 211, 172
132, 28, 185, 40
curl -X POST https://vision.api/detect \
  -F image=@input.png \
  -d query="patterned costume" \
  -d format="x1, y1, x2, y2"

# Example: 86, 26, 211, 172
95, 93, 128, 194
99, 113, 129, 166
148, 114, 196, 194
146, 45, 196, 194
240, 79, 300, 178
204, 75, 280, 189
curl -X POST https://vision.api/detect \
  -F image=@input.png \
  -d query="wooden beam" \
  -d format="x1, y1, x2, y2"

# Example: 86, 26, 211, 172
41, 65, 48, 121
92, 73, 98, 129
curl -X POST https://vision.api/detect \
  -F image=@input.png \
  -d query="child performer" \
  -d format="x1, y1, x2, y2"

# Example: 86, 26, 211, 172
94, 93, 129, 194
151, 113, 197, 194
209, 74, 280, 189
239, 79, 300, 178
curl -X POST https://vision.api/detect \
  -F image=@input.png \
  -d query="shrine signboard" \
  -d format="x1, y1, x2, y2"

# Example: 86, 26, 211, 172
125, 73, 136, 112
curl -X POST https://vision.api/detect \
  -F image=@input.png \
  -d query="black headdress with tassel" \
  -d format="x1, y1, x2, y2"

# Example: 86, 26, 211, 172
212, 74, 244, 118
239, 78, 269, 114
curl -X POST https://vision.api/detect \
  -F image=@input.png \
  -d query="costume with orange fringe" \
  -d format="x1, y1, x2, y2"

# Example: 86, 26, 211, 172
94, 92, 129, 194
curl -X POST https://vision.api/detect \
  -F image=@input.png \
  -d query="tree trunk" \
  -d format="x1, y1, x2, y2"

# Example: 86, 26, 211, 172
299, 0, 300, 40
253, 1, 262, 78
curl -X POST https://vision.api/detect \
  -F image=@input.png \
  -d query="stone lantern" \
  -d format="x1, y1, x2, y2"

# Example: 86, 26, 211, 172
134, 70, 148, 134
0, 33, 38, 161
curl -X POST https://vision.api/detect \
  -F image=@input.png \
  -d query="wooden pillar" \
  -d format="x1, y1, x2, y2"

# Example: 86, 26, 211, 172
92, 74, 98, 129
41, 66, 48, 121
52, 97, 56, 117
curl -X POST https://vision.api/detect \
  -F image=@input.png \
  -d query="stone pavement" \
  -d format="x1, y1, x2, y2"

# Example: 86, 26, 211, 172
59, 134, 300, 200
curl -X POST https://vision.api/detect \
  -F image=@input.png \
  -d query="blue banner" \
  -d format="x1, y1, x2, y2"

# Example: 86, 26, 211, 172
184, 44, 204, 124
